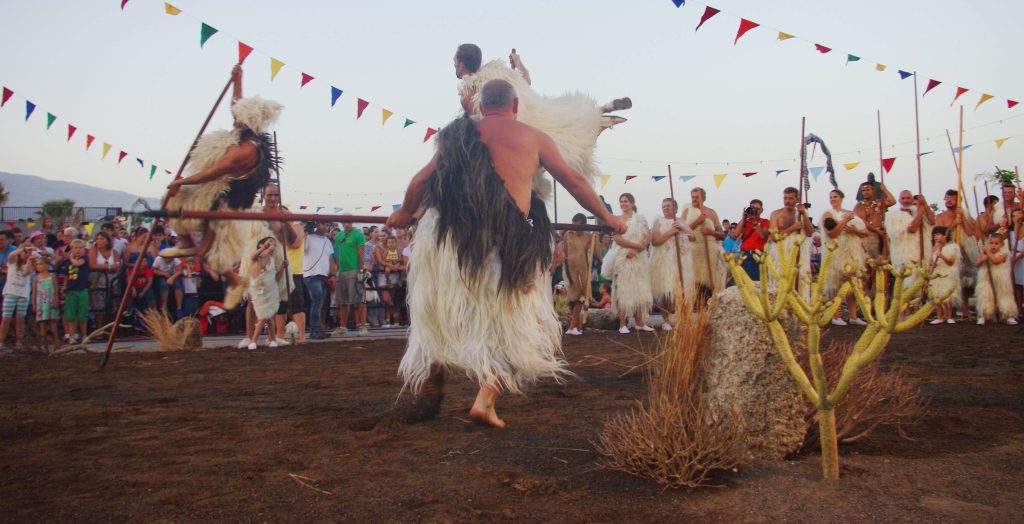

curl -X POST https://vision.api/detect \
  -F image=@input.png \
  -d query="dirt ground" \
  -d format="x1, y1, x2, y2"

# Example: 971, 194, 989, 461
1, 324, 1022, 522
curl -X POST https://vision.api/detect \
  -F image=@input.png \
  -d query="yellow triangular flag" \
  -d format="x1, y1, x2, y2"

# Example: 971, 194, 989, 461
600, 175, 611, 189
102, 143, 112, 159
995, 137, 1009, 149
875, 64, 887, 72
843, 162, 860, 171
85, 223, 95, 236
270, 58, 285, 81
777, 32, 795, 41
713, 173, 727, 188
975, 93, 994, 110
164, 3, 181, 15
381, 109, 394, 126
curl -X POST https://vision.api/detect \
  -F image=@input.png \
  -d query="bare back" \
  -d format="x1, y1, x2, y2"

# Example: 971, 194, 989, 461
770, 207, 797, 232
475, 116, 544, 215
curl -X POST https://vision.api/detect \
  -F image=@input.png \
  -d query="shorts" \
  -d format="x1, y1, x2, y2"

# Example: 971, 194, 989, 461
2, 294, 29, 318
336, 269, 365, 306
276, 276, 307, 315
64, 289, 89, 322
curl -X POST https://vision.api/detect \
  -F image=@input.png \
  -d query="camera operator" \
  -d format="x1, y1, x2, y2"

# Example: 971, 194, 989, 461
730, 199, 770, 281
302, 221, 335, 340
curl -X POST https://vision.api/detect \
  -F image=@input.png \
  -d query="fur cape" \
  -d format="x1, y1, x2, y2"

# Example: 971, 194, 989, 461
399, 118, 566, 394
459, 60, 602, 199
648, 216, 693, 302
929, 243, 962, 308
231, 96, 283, 135
885, 207, 932, 286
820, 209, 867, 298
975, 243, 1019, 320
610, 213, 653, 319
680, 206, 725, 293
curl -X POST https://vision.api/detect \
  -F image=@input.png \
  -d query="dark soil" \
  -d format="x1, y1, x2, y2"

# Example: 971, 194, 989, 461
1, 324, 1022, 522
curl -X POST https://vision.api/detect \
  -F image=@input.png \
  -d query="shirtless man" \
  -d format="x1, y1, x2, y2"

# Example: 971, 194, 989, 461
853, 180, 896, 263
388, 79, 625, 428
935, 189, 978, 241
768, 187, 813, 295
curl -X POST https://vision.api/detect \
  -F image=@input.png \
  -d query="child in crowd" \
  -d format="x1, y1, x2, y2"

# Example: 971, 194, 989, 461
31, 256, 60, 347
928, 226, 960, 324
61, 239, 90, 344
130, 258, 155, 326
247, 237, 281, 350
589, 283, 612, 309
170, 256, 201, 318
0, 243, 35, 349
975, 233, 1019, 325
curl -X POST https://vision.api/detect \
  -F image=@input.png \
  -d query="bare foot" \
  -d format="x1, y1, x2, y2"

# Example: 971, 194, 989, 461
405, 364, 446, 423
469, 403, 506, 429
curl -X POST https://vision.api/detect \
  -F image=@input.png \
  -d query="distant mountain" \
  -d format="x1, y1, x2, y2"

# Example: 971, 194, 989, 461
0, 171, 160, 209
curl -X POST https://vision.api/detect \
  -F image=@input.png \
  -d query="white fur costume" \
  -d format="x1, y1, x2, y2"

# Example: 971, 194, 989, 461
648, 216, 693, 303
459, 60, 603, 198
399, 209, 566, 394
681, 206, 725, 294
885, 207, 932, 287
929, 243, 962, 308
820, 209, 867, 298
975, 243, 1019, 320
248, 257, 279, 321
608, 213, 653, 319
767, 233, 812, 302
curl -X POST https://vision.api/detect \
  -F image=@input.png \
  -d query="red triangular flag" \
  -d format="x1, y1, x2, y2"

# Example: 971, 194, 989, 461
734, 19, 759, 45
300, 73, 314, 88
356, 98, 369, 118
951, 86, 968, 106
923, 79, 942, 96
881, 157, 896, 173
67, 124, 77, 142
121, 0, 129, 10
742, 172, 757, 177
814, 44, 832, 54
118, 151, 128, 164
695, 6, 719, 31
4, 222, 14, 229
1, 87, 12, 107
238, 42, 254, 63
85, 134, 95, 150
1009, 100, 1020, 109
423, 127, 437, 143
625, 175, 637, 182
371, 205, 382, 213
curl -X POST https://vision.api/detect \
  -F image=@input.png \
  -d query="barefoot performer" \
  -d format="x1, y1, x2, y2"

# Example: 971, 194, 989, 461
387, 79, 625, 428
161, 64, 284, 309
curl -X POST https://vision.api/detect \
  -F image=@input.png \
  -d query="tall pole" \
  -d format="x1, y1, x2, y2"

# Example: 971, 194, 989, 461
957, 105, 965, 244
799, 117, 806, 203
877, 109, 885, 184
667, 165, 686, 302
552, 178, 559, 223
912, 74, 925, 261
100, 66, 240, 371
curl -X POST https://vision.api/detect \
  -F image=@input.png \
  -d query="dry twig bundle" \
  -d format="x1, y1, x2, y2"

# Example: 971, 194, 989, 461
595, 298, 747, 488
139, 310, 202, 351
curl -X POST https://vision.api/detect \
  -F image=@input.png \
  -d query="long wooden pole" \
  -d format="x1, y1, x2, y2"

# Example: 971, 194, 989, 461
667, 165, 686, 303
100, 67, 240, 371
877, 110, 885, 184
799, 117, 806, 204
912, 74, 925, 261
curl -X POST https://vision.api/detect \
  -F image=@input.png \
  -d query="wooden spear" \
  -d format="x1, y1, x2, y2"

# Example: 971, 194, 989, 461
912, 74, 925, 261
667, 165, 686, 303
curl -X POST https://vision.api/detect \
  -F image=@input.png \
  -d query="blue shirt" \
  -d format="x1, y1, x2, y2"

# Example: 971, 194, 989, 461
722, 236, 741, 254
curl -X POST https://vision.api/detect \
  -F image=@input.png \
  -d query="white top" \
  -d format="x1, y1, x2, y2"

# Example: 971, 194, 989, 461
1012, 231, 1024, 284
95, 249, 117, 266
152, 256, 176, 275
179, 261, 199, 294
3, 259, 32, 298
302, 234, 334, 278
112, 237, 128, 255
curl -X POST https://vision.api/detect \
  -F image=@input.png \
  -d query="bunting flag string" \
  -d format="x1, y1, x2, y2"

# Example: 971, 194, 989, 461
625, 175, 638, 182
46, 113, 57, 130
952, 86, 969, 106
199, 23, 217, 47
994, 137, 1009, 149
713, 173, 727, 188
381, 109, 394, 126
668, 2, 1020, 111
774, 170, 788, 177
67, 124, 77, 142
356, 98, 369, 119
843, 162, 860, 171
423, 127, 437, 143
600, 175, 611, 189
652, 175, 666, 182
881, 157, 896, 173
1, 87, 12, 107
300, 73, 314, 88
330, 86, 343, 107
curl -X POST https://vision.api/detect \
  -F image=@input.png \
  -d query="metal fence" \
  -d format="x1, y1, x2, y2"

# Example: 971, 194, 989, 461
0, 207, 122, 224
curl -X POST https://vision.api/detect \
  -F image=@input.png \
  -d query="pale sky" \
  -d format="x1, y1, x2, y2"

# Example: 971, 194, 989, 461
1, 0, 1022, 225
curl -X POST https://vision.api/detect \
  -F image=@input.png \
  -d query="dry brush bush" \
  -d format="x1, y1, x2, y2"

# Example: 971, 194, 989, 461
139, 310, 203, 351
594, 298, 747, 488
801, 341, 927, 451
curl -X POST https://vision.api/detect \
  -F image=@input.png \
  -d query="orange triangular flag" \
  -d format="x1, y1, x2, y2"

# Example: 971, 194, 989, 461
381, 109, 394, 125
164, 3, 181, 15
875, 64, 887, 71
975, 93, 994, 110
270, 58, 285, 80
777, 32, 795, 41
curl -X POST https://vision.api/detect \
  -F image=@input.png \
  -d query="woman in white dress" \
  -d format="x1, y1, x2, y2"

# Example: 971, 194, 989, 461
649, 198, 695, 330
247, 237, 282, 349
820, 189, 869, 325
605, 193, 654, 333
928, 226, 961, 324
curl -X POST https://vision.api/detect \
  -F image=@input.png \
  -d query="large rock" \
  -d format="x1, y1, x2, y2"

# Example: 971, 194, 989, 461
583, 308, 619, 331
703, 286, 807, 460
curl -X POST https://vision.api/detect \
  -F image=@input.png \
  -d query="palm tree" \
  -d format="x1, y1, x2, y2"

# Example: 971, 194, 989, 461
40, 199, 76, 224
0, 182, 9, 206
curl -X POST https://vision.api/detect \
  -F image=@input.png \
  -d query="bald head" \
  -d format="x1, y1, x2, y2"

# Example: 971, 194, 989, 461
480, 79, 516, 111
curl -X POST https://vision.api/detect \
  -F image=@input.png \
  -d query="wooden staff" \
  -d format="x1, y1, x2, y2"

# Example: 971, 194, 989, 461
667, 165, 686, 302
912, 74, 925, 261
100, 64, 242, 371
799, 117, 806, 204
877, 109, 885, 184
581, 231, 598, 325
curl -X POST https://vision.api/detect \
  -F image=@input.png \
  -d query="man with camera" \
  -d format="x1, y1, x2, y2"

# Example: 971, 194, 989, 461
731, 199, 771, 281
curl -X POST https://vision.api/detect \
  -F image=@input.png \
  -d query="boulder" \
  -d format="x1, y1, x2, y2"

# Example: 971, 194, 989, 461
583, 308, 619, 331
703, 286, 807, 460
173, 317, 203, 350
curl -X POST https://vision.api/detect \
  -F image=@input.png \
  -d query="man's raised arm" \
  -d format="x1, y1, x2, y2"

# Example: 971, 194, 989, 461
538, 134, 624, 233
387, 152, 439, 228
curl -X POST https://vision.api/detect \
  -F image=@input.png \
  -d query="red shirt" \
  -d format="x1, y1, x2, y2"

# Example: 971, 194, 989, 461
739, 218, 770, 251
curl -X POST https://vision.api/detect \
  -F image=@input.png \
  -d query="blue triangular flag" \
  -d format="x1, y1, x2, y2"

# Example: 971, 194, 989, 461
652, 176, 666, 182
315, 206, 324, 213
25, 100, 36, 121
331, 86, 343, 107
950, 144, 973, 154
809, 166, 824, 180
775, 169, 789, 177
136, 158, 144, 167
898, 70, 913, 80
393, 204, 401, 211
671, 0, 685, 7
333, 207, 343, 213
679, 175, 696, 182
919, 151, 934, 157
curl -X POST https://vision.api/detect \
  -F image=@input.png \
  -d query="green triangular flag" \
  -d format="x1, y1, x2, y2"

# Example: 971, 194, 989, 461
846, 54, 861, 64
403, 118, 415, 128
149, 165, 157, 179
46, 113, 57, 130
200, 23, 218, 47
